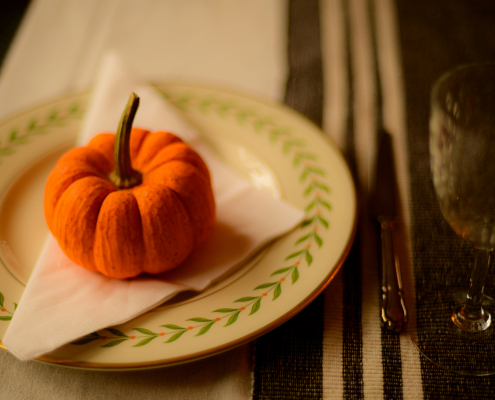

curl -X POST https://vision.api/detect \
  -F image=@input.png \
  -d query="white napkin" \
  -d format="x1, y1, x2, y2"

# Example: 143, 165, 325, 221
3, 52, 304, 361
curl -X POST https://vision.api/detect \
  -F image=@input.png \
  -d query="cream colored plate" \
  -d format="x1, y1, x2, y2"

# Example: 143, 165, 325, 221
0, 84, 356, 370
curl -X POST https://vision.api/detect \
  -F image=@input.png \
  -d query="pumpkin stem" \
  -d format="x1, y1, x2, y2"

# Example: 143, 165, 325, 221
110, 92, 142, 189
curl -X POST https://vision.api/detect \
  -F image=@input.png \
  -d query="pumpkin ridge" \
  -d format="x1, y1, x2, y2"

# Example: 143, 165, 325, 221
139, 183, 190, 224
88, 133, 116, 171
133, 131, 183, 171
45, 168, 116, 232
138, 160, 215, 251
143, 162, 211, 190
58, 147, 113, 174
93, 190, 145, 279
140, 142, 210, 178
142, 156, 208, 178
143, 162, 199, 181
62, 174, 116, 195
128, 189, 145, 275
58, 161, 112, 181
133, 184, 194, 275
148, 183, 195, 246
53, 176, 116, 271
129, 128, 150, 164
89, 190, 115, 273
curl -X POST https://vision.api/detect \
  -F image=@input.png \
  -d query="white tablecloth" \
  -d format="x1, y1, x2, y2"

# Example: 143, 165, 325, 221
0, 1, 287, 399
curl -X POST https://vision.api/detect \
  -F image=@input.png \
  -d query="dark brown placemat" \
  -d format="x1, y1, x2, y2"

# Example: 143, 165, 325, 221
397, 0, 495, 397
252, 294, 325, 399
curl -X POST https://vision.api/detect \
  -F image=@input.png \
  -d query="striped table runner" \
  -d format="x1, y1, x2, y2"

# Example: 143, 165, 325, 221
252, 0, 495, 399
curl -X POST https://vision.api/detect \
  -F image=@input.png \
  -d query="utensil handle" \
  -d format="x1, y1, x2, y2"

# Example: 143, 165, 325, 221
378, 216, 407, 332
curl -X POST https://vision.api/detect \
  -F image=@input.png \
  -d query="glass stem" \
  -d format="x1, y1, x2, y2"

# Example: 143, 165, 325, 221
464, 248, 491, 317
452, 247, 492, 335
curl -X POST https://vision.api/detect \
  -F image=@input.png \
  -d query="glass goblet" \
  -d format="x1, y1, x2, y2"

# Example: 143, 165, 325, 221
414, 63, 495, 375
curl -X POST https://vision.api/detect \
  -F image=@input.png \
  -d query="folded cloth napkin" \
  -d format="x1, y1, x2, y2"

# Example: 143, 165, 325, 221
3, 52, 305, 361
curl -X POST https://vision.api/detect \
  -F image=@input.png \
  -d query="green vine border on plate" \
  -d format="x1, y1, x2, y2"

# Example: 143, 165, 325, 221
0, 103, 84, 163
0, 293, 16, 321
0, 90, 333, 350
0, 102, 84, 322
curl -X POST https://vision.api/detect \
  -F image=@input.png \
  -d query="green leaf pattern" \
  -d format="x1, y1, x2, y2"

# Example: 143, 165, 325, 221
0, 103, 84, 163
0, 292, 14, 321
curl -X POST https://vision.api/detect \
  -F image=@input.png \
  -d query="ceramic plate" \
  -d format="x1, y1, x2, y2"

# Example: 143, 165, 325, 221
0, 84, 356, 370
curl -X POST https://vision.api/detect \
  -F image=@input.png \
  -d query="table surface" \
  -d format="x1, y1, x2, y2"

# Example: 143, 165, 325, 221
2, 1, 495, 399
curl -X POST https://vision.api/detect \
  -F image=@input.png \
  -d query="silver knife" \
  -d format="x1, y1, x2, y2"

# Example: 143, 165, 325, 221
370, 129, 407, 332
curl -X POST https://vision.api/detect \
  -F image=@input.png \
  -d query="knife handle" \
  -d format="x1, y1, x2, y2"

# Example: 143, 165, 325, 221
378, 216, 407, 332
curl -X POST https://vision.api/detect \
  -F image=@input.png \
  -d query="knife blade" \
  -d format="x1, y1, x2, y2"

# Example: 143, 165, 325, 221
370, 129, 407, 332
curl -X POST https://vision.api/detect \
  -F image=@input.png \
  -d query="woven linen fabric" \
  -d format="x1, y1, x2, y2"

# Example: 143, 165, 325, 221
0, 1, 283, 399
397, 0, 495, 397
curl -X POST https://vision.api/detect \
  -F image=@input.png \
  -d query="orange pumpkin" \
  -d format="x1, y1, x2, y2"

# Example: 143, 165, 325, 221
44, 93, 215, 279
